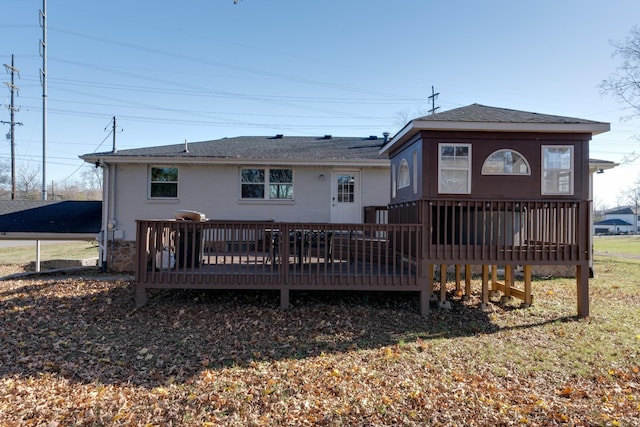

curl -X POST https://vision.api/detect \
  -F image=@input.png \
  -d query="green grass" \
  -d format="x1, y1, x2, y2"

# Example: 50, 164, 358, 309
593, 235, 640, 256
0, 241, 98, 265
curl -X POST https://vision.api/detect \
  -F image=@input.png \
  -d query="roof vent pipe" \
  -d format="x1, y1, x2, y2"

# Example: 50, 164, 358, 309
383, 132, 390, 143
184, 139, 189, 153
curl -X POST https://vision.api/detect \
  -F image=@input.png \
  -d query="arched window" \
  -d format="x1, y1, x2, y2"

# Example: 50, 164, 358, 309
397, 159, 410, 189
482, 149, 530, 175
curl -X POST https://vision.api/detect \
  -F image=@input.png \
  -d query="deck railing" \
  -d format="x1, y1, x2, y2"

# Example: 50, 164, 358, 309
135, 220, 424, 296
134, 199, 591, 316
387, 199, 590, 264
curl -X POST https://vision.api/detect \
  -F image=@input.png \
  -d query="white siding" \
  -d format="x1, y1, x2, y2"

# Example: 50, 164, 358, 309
607, 213, 636, 224
361, 167, 391, 208
110, 163, 391, 240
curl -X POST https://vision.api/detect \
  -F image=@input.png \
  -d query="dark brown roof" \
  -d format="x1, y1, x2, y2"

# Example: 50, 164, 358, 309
415, 103, 606, 125
82, 136, 388, 163
380, 104, 610, 155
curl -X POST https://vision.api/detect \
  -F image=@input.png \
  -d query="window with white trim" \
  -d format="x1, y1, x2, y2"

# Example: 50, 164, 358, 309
542, 146, 573, 195
438, 143, 471, 194
149, 166, 178, 198
241, 168, 293, 200
397, 158, 410, 189
482, 149, 530, 175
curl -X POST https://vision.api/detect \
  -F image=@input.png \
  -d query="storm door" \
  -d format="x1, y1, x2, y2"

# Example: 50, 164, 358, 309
331, 171, 361, 223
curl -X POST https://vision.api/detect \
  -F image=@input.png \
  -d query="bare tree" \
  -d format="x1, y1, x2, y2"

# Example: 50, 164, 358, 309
16, 164, 41, 200
81, 165, 103, 193
393, 107, 430, 129
600, 26, 640, 162
622, 174, 640, 232
47, 166, 102, 200
0, 159, 10, 199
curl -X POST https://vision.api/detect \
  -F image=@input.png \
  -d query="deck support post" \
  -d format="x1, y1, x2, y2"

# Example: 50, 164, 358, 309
522, 265, 532, 308
280, 288, 290, 310
419, 260, 431, 317
500, 265, 514, 304
480, 265, 489, 309
576, 264, 589, 318
462, 264, 472, 302
439, 263, 452, 310
490, 265, 501, 298
135, 285, 148, 307
428, 264, 437, 301
454, 264, 462, 297
440, 264, 447, 301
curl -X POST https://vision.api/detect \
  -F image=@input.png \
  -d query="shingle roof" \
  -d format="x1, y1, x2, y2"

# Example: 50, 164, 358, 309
0, 200, 102, 234
82, 136, 388, 162
380, 104, 611, 155
606, 207, 635, 215
594, 218, 633, 226
415, 103, 605, 125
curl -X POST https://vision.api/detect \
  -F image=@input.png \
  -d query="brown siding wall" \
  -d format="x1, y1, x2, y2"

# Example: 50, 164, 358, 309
389, 135, 423, 204
418, 131, 592, 201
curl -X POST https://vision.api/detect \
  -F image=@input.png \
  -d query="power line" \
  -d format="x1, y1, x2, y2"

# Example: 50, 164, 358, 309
49, 26, 426, 103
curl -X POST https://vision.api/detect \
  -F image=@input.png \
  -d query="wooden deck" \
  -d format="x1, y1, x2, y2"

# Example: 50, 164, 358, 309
135, 221, 430, 313
135, 200, 592, 317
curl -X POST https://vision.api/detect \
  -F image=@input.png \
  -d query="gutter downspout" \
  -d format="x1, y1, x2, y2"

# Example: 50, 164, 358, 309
588, 168, 594, 278
100, 161, 109, 271
108, 163, 117, 269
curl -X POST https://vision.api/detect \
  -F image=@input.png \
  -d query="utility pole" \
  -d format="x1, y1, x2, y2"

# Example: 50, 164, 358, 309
2, 54, 23, 200
40, 0, 47, 201
428, 85, 440, 115
112, 116, 117, 153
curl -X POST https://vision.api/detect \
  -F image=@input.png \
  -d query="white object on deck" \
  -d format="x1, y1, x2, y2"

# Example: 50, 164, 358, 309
175, 210, 207, 221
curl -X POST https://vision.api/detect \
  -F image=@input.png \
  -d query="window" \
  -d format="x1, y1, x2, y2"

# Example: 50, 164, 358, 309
542, 146, 573, 195
241, 168, 293, 200
482, 149, 530, 175
397, 159, 410, 189
149, 166, 178, 198
337, 174, 355, 202
439, 143, 471, 194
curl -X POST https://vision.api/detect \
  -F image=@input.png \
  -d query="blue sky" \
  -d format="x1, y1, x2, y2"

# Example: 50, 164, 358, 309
0, 0, 639, 207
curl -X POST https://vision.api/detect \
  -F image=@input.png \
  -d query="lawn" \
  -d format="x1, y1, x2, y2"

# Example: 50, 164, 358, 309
0, 257, 638, 425
594, 235, 640, 257
0, 241, 98, 266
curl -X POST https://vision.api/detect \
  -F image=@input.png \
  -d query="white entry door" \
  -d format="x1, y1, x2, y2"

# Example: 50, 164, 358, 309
331, 171, 361, 223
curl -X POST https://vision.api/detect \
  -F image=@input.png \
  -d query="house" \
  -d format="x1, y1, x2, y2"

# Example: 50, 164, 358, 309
379, 103, 609, 315
80, 103, 611, 318
594, 206, 638, 234
80, 135, 391, 271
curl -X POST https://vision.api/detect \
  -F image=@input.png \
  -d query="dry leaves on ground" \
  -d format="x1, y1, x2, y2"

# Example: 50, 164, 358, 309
0, 267, 638, 426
